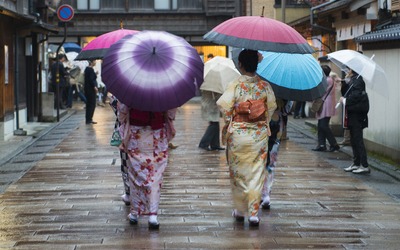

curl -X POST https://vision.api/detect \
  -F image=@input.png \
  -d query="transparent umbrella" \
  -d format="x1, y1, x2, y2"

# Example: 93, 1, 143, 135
328, 49, 388, 97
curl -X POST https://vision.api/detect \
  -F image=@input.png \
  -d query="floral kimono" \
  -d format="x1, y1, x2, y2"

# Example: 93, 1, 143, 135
217, 75, 276, 217
117, 103, 169, 216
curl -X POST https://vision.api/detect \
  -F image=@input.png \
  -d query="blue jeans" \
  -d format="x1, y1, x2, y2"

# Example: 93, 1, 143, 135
67, 84, 87, 107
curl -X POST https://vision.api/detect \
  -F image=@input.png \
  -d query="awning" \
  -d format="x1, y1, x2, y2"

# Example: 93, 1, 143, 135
355, 23, 400, 43
1, 6, 58, 34
24, 22, 59, 34
313, 0, 352, 15
350, 0, 375, 12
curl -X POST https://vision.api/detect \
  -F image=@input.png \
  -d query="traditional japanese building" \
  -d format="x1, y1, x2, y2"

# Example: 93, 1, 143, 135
0, 0, 57, 140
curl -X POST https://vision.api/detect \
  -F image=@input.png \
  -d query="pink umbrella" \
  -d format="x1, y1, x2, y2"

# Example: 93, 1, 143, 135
76, 28, 139, 60
203, 15, 314, 54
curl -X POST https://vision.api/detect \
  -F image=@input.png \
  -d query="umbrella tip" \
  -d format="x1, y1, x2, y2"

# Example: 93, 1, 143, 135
261, 6, 264, 17
153, 47, 156, 54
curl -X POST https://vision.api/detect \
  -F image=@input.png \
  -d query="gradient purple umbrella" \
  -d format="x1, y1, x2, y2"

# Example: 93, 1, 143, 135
101, 30, 204, 112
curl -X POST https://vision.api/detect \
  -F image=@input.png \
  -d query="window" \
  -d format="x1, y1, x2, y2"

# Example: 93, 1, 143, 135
154, 0, 177, 10
275, 0, 307, 6
180, 0, 203, 9
129, 0, 203, 11
129, 0, 153, 9
102, 0, 125, 10
77, 0, 100, 10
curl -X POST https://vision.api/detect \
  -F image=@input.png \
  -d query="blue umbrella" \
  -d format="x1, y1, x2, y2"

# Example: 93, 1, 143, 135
257, 51, 326, 101
232, 49, 327, 101
63, 43, 82, 53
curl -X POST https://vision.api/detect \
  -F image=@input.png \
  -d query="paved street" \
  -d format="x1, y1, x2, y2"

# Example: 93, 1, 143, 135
0, 99, 399, 249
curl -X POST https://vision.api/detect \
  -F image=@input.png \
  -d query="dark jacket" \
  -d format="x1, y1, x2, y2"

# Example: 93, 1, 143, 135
84, 66, 98, 92
51, 61, 68, 88
342, 74, 369, 128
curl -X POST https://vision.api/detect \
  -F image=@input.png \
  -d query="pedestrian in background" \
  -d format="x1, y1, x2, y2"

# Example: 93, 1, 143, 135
66, 66, 87, 108
198, 53, 225, 151
117, 103, 173, 229
293, 101, 306, 119
312, 65, 340, 152
340, 67, 370, 174
217, 49, 277, 227
261, 98, 285, 210
51, 54, 68, 109
109, 96, 130, 206
198, 90, 225, 151
84, 60, 98, 124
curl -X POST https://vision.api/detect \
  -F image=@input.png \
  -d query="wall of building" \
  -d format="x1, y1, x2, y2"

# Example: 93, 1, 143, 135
362, 48, 400, 162
274, 7, 310, 23
250, 0, 275, 17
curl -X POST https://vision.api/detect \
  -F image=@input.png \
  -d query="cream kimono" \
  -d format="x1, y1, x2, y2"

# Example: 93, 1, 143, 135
217, 75, 276, 217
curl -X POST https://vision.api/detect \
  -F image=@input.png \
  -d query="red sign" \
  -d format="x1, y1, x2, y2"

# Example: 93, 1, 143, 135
57, 4, 74, 22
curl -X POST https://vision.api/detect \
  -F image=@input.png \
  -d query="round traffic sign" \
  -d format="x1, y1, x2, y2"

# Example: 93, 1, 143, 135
57, 4, 74, 22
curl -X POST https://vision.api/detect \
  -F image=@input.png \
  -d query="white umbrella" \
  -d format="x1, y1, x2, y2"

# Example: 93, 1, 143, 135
327, 49, 388, 97
65, 52, 89, 72
200, 56, 240, 94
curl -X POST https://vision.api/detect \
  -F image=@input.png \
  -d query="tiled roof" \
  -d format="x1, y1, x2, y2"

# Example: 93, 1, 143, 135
355, 23, 400, 43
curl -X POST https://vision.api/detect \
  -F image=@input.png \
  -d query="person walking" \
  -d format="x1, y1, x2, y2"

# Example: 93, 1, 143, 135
117, 103, 174, 229
261, 98, 285, 210
217, 49, 277, 227
312, 65, 340, 152
109, 96, 130, 206
339, 68, 370, 174
198, 53, 225, 151
198, 90, 225, 151
293, 101, 306, 119
50, 54, 68, 109
66, 66, 87, 108
84, 60, 99, 124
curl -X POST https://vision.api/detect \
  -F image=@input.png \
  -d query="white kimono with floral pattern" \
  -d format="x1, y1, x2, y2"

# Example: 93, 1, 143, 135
117, 103, 168, 216
217, 75, 276, 217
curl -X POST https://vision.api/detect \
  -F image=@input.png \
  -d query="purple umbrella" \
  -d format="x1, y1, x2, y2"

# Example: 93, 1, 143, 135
102, 30, 204, 112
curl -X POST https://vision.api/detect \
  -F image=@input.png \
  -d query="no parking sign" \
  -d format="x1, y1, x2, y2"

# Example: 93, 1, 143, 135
57, 4, 74, 22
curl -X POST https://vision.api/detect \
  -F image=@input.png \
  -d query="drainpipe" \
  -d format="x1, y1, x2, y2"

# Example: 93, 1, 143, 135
310, 0, 337, 34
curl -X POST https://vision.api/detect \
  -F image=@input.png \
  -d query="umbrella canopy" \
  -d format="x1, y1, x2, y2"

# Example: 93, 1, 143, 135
200, 56, 240, 94
327, 49, 388, 97
203, 16, 314, 54
76, 29, 139, 60
63, 43, 82, 53
257, 51, 326, 101
48, 44, 65, 59
65, 52, 89, 72
232, 49, 326, 101
101, 30, 204, 112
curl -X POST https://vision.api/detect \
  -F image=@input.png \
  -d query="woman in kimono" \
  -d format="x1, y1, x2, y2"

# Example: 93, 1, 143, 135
117, 103, 175, 229
217, 50, 277, 226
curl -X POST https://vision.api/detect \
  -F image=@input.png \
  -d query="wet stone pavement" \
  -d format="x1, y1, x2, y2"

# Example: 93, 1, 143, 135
0, 100, 399, 249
